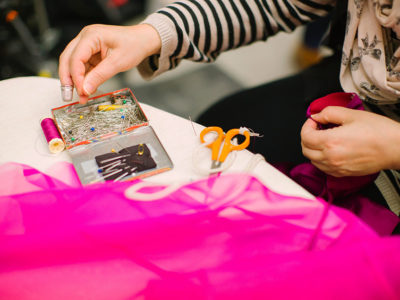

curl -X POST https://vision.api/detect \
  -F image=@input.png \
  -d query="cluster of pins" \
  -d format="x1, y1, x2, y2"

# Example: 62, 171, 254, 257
55, 95, 145, 147
92, 144, 145, 183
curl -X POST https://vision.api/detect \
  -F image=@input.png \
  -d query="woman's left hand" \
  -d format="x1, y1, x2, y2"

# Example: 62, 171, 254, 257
301, 106, 400, 177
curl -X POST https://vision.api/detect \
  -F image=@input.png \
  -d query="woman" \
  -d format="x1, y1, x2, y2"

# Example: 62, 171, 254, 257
59, 0, 400, 223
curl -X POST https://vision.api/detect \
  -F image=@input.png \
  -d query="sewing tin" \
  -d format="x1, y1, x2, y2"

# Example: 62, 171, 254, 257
52, 88, 173, 184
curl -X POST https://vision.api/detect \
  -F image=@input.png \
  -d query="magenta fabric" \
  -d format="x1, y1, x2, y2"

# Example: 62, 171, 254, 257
276, 92, 399, 236
1, 162, 400, 299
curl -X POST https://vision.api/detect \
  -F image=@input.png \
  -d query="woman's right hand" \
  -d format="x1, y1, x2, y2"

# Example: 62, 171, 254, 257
59, 24, 161, 103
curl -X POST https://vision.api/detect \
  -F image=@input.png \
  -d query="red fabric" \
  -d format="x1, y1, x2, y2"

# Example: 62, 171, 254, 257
308, 92, 363, 116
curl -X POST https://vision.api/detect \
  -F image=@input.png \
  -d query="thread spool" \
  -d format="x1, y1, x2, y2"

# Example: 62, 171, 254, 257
40, 118, 65, 154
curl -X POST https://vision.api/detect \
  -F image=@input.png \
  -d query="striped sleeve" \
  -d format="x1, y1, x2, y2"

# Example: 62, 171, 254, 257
138, 0, 336, 79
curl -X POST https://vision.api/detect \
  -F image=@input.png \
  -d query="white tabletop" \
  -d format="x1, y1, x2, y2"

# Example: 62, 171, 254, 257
0, 76, 312, 198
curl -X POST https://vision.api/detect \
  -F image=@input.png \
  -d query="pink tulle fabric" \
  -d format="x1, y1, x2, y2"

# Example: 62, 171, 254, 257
0, 162, 400, 299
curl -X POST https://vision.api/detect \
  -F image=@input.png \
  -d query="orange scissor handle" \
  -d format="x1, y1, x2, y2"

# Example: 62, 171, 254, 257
200, 126, 225, 161
218, 129, 250, 163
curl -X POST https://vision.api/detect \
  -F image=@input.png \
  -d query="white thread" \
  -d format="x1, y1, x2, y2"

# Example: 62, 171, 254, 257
192, 142, 236, 175
124, 181, 182, 201
239, 126, 262, 137
239, 127, 247, 134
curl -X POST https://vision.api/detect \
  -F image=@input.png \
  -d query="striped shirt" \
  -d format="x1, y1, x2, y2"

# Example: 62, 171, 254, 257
138, 0, 336, 78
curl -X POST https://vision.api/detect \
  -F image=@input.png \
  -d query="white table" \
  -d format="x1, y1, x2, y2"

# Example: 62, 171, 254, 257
0, 76, 312, 198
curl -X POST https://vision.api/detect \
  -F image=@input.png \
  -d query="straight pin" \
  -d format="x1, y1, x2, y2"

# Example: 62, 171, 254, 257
92, 168, 123, 182
100, 154, 130, 164
104, 162, 123, 173
113, 172, 129, 182
189, 116, 197, 136
101, 160, 122, 172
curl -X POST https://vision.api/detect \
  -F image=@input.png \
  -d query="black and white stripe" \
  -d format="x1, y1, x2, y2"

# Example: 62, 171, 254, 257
153, 0, 336, 70
376, 170, 400, 216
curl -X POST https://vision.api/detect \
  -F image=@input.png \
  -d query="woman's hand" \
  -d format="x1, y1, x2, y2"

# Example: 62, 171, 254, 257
59, 24, 161, 103
301, 106, 400, 177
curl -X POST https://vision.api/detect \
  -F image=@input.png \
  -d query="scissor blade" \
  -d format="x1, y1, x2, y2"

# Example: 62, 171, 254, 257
211, 160, 221, 169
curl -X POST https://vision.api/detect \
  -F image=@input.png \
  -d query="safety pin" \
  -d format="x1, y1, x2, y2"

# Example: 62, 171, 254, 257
137, 144, 144, 155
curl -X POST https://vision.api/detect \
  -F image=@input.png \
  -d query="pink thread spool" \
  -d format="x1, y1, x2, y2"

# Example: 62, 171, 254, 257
40, 118, 65, 154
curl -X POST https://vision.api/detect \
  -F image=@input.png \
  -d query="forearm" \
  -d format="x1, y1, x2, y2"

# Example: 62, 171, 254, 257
138, 0, 336, 79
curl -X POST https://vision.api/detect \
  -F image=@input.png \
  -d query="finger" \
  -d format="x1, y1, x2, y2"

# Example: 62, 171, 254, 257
300, 118, 325, 150
311, 106, 354, 126
83, 50, 121, 95
301, 141, 324, 161
79, 94, 89, 105
68, 34, 104, 98
59, 36, 80, 87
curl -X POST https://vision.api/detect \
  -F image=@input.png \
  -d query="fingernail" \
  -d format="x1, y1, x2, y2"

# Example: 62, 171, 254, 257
61, 85, 73, 102
83, 82, 94, 96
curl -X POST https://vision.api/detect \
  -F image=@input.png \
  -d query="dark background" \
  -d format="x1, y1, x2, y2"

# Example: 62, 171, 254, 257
0, 0, 146, 79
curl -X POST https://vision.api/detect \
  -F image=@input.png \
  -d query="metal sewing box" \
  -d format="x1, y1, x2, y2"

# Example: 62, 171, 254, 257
52, 88, 173, 184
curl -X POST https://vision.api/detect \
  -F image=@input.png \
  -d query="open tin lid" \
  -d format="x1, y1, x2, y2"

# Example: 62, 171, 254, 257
50, 88, 173, 184
52, 88, 148, 150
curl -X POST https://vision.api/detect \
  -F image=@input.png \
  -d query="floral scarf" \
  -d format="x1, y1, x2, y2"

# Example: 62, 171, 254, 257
340, 0, 400, 104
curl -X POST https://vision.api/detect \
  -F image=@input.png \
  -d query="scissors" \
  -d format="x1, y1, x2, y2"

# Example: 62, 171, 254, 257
200, 126, 250, 169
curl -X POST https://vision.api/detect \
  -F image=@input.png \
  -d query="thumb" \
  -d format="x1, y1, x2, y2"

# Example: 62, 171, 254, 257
83, 52, 120, 96
311, 106, 354, 126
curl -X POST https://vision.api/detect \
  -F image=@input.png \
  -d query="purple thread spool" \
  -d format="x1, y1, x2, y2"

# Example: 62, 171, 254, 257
40, 118, 65, 153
